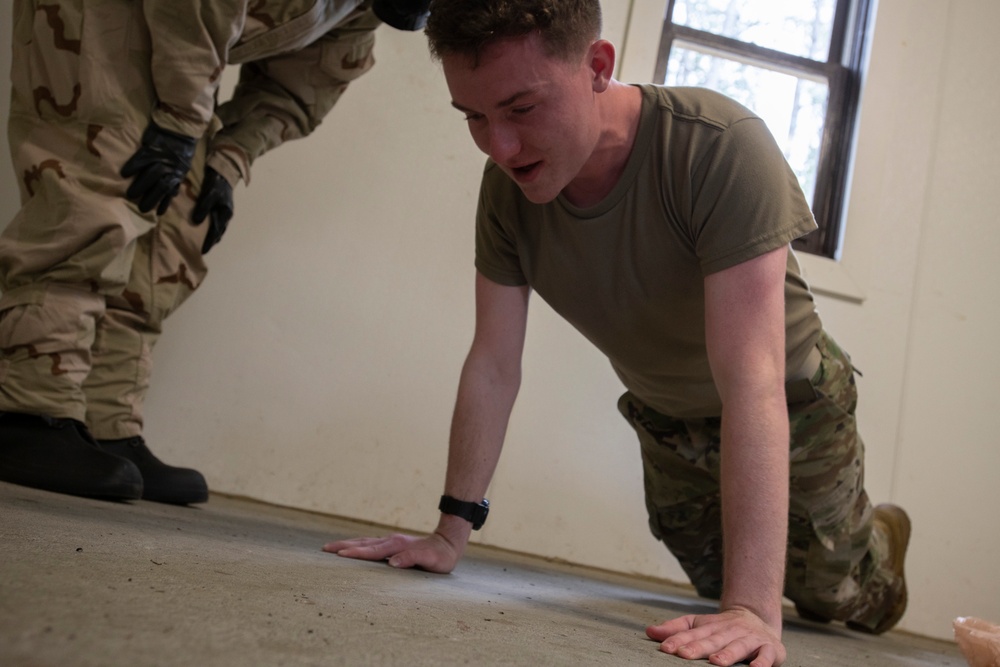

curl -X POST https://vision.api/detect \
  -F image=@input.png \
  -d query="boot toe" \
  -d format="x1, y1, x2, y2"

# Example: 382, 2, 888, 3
98, 436, 208, 505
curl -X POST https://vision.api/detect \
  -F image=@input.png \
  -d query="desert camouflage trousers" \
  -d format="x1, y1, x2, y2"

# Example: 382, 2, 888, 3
0, 0, 214, 438
617, 331, 904, 631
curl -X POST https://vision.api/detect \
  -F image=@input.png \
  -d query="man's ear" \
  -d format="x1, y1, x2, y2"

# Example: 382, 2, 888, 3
588, 39, 616, 92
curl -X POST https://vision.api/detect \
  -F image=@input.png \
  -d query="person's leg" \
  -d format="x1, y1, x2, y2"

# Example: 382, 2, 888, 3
84, 164, 211, 504
84, 149, 209, 441
0, 198, 147, 499
0, 285, 144, 500
0, 0, 153, 499
0, 285, 104, 422
784, 332, 909, 634
618, 392, 725, 599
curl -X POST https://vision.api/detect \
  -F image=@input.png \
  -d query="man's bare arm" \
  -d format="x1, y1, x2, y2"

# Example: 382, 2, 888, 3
324, 272, 530, 571
647, 245, 790, 667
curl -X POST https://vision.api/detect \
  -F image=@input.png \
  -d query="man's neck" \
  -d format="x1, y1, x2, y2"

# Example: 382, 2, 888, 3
562, 82, 643, 208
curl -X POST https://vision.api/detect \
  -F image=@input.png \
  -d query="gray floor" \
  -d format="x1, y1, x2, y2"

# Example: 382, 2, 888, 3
1, 482, 964, 667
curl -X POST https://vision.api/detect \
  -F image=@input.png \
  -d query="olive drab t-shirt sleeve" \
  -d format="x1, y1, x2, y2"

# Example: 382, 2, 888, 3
475, 161, 531, 287
685, 114, 815, 276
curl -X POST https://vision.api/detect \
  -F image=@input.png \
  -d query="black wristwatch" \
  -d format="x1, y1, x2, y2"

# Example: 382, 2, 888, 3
438, 495, 490, 530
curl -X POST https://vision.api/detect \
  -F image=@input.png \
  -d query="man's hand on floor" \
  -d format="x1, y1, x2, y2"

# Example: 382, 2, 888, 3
323, 532, 462, 574
646, 607, 786, 667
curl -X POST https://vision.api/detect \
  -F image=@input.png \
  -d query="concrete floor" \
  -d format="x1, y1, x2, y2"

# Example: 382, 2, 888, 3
1, 482, 965, 667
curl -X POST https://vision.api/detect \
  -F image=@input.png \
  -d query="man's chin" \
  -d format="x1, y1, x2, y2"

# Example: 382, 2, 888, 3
515, 182, 561, 205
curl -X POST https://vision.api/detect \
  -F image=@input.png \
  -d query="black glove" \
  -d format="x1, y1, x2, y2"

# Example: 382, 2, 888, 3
372, 0, 431, 30
121, 122, 198, 215
191, 166, 234, 254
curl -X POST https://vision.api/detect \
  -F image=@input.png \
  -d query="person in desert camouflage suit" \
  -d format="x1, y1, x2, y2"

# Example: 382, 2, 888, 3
0, 0, 430, 504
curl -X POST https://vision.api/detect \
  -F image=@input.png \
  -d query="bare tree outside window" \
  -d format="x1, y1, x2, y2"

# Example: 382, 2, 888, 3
653, 0, 872, 258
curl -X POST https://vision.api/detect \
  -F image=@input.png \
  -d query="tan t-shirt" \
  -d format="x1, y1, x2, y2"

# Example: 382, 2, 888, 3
475, 84, 823, 418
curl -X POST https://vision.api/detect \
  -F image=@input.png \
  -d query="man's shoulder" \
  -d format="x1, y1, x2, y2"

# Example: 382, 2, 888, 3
640, 84, 760, 131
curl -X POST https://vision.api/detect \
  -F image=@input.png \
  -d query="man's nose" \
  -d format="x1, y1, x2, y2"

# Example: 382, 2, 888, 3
487, 122, 521, 164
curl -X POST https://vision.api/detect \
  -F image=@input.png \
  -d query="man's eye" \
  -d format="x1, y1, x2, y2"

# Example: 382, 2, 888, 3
463, 113, 484, 122
512, 105, 535, 115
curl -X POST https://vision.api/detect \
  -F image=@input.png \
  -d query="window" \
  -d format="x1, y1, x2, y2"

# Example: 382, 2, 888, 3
646, 0, 873, 257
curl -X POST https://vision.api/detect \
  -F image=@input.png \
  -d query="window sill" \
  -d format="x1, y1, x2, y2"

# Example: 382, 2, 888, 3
797, 253, 866, 304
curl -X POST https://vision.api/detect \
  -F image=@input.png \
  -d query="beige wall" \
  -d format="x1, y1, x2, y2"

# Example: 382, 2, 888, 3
2, 0, 997, 643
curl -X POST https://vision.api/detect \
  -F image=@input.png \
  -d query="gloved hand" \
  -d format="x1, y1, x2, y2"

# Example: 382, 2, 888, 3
191, 166, 234, 254
121, 122, 198, 215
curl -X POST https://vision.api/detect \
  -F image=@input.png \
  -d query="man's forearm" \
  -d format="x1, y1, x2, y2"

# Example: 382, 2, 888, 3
442, 346, 521, 504
435, 276, 529, 554
719, 393, 790, 630
143, 0, 244, 138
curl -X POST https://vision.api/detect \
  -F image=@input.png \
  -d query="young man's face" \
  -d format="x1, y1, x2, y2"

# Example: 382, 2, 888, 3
442, 33, 603, 205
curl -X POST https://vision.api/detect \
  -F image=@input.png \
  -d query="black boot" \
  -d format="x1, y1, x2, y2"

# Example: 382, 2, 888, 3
98, 436, 208, 505
0, 412, 143, 500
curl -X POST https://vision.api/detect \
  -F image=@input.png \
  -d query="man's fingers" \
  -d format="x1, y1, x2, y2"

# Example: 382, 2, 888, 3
657, 623, 738, 661
386, 550, 423, 569
386, 545, 452, 574
646, 615, 695, 641
322, 533, 459, 575
647, 610, 785, 667
744, 643, 780, 667
323, 536, 386, 552
323, 535, 407, 559
709, 638, 781, 667
687, 630, 752, 665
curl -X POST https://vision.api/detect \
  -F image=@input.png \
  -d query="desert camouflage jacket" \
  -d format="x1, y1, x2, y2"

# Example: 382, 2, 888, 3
145, 0, 379, 186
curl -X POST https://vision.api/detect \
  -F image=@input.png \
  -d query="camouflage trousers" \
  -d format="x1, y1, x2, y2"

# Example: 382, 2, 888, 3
617, 331, 903, 631
0, 0, 212, 438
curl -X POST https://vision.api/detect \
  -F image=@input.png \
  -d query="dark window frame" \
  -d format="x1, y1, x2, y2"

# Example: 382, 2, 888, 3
651, 0, 873, 257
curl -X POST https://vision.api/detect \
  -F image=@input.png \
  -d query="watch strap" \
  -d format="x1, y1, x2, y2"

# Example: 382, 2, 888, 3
438, 495, 489, 530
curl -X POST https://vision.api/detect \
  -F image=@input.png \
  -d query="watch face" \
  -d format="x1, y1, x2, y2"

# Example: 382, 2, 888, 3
472, 501, 489, 530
